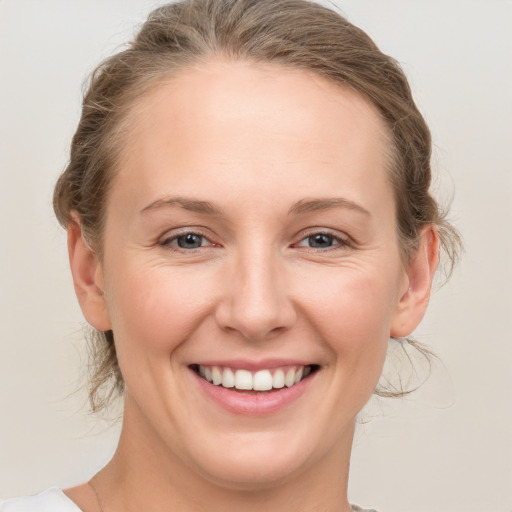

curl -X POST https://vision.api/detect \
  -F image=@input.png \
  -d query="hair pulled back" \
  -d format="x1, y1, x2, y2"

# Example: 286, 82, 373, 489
54, 0, 461, 412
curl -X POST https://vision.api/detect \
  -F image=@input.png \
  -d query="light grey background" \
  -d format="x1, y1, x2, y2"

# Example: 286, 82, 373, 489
1, 1, 511, 511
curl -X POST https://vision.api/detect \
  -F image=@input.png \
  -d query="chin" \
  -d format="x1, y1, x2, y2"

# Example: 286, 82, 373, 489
196, 454, 309, 492
185, 429, 317, 491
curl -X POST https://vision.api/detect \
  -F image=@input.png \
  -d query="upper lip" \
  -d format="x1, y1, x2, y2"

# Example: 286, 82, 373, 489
189, 358, 316, 371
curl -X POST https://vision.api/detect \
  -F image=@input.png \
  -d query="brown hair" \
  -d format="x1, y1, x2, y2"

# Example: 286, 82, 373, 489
54, 0, 461, 412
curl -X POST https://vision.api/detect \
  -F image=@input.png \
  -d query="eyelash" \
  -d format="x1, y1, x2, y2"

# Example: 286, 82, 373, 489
292, 229, 351, 251
159, 229, 215, 252
159, 229, 351, 253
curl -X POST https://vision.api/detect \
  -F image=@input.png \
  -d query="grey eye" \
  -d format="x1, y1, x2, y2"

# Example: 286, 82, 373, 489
307, 234, 334, 248
176, 233, 205, 249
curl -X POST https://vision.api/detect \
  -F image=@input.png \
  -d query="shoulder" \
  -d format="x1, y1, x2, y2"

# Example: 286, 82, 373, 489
0, 488, 82, 512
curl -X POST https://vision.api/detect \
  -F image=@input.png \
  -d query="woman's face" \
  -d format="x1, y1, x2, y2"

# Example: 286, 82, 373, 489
79, 60, 427, 488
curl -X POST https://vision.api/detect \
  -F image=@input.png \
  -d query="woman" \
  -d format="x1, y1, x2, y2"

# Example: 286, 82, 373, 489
1, 0, 459, 511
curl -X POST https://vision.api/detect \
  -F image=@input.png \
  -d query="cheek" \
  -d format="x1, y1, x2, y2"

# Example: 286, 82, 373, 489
299, 263, 399, 377
306, 265, 398, 333
104, 260, 218, 356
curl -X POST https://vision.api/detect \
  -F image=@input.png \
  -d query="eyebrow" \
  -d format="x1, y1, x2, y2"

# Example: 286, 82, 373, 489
140, 195, 371, 217
288, 197, 371, 216
140, 196, 223, 215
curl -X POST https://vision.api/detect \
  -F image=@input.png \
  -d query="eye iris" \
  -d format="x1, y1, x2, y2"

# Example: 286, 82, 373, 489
177, 234, 203, 249
309, 234, 333, 248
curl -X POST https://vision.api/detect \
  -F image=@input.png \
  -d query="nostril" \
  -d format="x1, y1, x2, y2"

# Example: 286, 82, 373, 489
213, 272, 297, 341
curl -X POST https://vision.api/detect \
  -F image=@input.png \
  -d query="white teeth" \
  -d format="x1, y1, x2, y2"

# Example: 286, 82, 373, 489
197, 365, 313, 391
221, 367, 235, 388
212, 367, 222, 385
285, 368, 296, 388
235, 369, 253, 390
253, 370, 273, 391
272, 369, 285, 389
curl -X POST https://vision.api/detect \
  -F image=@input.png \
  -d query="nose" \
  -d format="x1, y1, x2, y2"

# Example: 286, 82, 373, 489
214, 246, 297, 341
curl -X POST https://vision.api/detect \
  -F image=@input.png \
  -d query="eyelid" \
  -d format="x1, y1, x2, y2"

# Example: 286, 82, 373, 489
292, 228, 352, 249
158, 227, 218, 249
157, 226, 352, 251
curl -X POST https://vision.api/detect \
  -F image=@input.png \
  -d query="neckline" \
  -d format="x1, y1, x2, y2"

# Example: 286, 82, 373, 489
48, 487, 85, 512
47, 487, 375, 512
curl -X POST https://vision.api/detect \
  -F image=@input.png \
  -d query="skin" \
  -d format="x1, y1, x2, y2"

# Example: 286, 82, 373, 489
64, 59, 438, 512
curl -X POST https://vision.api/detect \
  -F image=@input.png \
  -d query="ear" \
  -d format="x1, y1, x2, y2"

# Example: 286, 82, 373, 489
390, 225, 439, 338
67, 216, 112, 331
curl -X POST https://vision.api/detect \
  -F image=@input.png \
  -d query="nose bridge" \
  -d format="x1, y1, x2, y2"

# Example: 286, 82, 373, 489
216, 239, 295, 340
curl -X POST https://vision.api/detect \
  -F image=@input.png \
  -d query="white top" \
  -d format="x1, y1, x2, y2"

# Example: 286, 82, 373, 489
0, 488, 377, 512
0, 488, 82, 512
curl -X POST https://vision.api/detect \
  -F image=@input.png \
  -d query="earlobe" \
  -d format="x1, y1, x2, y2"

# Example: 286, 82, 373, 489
390, 225, 439, 338
67, 217, 112, 331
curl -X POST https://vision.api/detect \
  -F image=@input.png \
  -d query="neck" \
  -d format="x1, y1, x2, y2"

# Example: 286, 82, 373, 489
92, 394, 354, 512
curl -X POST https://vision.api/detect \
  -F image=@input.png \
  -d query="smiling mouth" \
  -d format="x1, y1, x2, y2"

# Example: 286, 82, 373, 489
190, 364, 319, 393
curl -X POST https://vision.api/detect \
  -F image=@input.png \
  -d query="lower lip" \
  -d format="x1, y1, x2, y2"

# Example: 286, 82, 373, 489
191, 369, 314, 416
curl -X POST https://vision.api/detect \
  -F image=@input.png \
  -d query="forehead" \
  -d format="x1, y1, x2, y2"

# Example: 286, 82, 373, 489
111, 58, 392, 212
